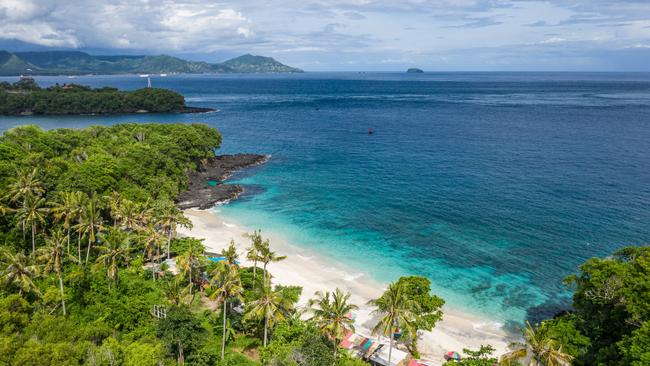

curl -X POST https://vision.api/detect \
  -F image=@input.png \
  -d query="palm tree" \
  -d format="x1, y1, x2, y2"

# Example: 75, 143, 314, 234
71, 191, 87, 262
142, 224, 163, 281
164, 276, 187, 306
245, 230, 265, 289
38, 230, 76, 315
157, 202, 192, 259
104, 191, 123, 227
16, 195, 48, 252
136, 199, 155, 229
258, 242, 286, 287
368, 282, 417, 366
50, 192, 80, 254
94, 228, 132, 289
210, 262, 244, 360
307, 288, 359, 359
77, 193, 103, 264
5, 168, 44, 204
0, 250, 40, 296
176, 241, 204, 295
120, 199, 140, 231
246, 275, 294, 347
500, 321, 573, 366
220, 240, 239, 267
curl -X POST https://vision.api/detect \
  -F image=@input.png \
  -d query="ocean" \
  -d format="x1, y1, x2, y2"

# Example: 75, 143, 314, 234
2, 72, 649, 326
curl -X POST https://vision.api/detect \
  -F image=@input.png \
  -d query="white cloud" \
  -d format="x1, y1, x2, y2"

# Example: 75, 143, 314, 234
0, 0, 253, 51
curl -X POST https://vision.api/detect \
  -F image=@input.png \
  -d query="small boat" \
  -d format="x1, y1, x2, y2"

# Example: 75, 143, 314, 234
368, 128, 374, 135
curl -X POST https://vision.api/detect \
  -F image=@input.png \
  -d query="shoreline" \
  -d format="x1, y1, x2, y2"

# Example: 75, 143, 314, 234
179, 208, 512, 363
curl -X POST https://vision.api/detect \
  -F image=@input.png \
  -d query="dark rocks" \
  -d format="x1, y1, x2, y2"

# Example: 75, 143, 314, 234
176, 154, 269, 209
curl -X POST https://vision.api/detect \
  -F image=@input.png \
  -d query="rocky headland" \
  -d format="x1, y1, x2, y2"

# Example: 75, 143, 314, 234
177, 154, 269, 209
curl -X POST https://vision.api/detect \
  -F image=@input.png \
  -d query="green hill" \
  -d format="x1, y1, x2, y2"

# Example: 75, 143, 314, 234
0, 51, 303, 75
221, 54, 303, 73
0, 51, 39, 74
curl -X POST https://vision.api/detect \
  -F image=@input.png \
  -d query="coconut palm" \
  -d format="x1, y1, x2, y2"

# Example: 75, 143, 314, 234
38, 230, 77, 315
136, 199, 155, 229
220, 240, 239, 267
307, 288, 359, 359
210, 262, 244, 360
50, 191, 81, 254
258, 243, 286, 287
246, 275, 294, 347
120, 199, 140, 231
245, 230, 265, 289
157, 202, 192, 259
94, 228, 132, 288
71, 191, 87, 262
0, 250, 40, 296
142, 224, 164, 281
164, 276, 187, 306
16, 195, 48, 252
176, 241, 204, 295
104, 191, 123, 228
5, 168, 44, 204
368, 282, 417, 366
500, 321, 573, 366
77, 193, 103, 264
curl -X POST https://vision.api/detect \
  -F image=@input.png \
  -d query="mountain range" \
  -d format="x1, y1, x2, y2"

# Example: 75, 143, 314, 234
0, 51, 303, 75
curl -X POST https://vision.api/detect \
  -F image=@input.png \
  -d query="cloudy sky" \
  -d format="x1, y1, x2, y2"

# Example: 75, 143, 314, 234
1, 0, 650, 71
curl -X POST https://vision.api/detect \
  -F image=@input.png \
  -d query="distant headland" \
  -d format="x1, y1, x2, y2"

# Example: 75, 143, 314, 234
0, 77, 213, 115
0, 50, 303, 76
407, 67, 424, 73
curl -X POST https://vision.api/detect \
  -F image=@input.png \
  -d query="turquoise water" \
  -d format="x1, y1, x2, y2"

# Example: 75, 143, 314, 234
2, 72, 649, 326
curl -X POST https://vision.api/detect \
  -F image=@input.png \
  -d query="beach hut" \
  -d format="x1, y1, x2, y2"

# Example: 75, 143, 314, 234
369, 345, 409, 366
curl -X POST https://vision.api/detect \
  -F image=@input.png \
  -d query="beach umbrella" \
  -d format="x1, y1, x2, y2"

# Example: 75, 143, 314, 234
445, 351, 461, 361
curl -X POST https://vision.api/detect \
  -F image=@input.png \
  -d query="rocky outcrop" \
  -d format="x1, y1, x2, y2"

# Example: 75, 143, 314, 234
176, 154, 269, 209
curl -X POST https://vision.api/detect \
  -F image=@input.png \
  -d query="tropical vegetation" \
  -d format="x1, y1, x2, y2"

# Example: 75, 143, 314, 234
0, 79, 186, 115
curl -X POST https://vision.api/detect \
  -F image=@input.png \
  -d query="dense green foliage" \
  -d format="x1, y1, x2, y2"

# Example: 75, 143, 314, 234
0, 80, 185, 115
555, 246, 650, 365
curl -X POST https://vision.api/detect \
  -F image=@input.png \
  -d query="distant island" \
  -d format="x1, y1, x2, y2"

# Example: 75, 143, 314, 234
0, 77, 212, 115
0, 50, 303, 76
407, 68, 424, 73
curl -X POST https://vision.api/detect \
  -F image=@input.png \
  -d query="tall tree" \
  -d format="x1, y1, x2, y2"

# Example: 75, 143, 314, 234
38, 230, 76, 315
50, 191, 81, 254
307, 288, 359, 359
176, 240, 204, 295
500, 321, 573, 366
369, 282, 417, 365
157, 305, 207, 365
15, 195, 48, 252
94, 228, 132, 289
0, 250, 40, 296
246, 275, 294, 347
5, 168, 44, 204
220, 240, 239, 267
77, 193, 103, 264
258, 242, 286, 287
209, 262, 244, 360
104, 191, 123, 228
71, 191, 87, 262
245, 230, 265, 290
156, 201, 192, 259
142, 224, 163, 281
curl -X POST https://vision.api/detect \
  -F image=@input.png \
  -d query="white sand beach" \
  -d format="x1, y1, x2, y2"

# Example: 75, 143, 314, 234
179, 208, 511, 364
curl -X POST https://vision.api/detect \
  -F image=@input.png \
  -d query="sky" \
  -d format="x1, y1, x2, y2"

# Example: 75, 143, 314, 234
1, 0, 650, 71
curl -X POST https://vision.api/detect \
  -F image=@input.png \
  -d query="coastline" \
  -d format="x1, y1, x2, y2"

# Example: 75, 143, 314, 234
179, 208, 512, 363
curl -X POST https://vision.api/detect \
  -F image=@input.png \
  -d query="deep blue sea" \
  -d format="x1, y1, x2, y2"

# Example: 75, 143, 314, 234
2, 72, 649, 325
